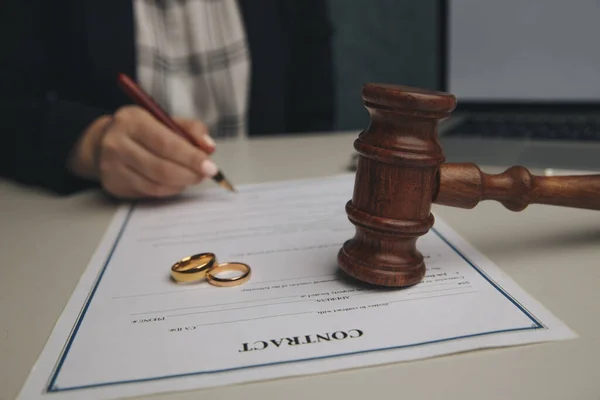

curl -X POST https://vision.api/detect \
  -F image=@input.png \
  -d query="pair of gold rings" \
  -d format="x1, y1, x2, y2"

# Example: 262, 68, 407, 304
170, 253, 251, 287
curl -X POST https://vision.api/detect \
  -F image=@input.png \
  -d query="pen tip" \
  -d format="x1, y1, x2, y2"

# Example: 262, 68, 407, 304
219, 179, 236, 192
213, 171, 236, 192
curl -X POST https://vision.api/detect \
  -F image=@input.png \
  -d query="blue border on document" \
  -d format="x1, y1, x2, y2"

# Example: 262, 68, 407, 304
46, 208, 544, 392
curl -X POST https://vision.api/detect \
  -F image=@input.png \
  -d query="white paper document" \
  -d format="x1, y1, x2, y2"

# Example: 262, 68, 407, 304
18, 174, 576, 399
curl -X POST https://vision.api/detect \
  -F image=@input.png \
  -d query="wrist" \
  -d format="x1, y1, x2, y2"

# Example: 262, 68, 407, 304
67, 115, 113, 180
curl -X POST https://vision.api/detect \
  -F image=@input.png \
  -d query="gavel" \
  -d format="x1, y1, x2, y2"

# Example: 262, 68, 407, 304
337, 83, 600, 288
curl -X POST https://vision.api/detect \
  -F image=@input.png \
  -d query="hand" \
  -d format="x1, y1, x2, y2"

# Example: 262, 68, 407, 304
68, 105, 217, 199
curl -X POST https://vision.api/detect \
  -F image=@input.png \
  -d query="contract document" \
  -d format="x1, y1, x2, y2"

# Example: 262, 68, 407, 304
18, 174, 576, 400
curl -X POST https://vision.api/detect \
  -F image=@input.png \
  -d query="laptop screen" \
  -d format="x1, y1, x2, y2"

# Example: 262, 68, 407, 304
446, 0, 600, 103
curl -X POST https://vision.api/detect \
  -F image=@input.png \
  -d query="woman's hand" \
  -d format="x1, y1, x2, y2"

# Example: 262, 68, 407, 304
68, 105, 217, 199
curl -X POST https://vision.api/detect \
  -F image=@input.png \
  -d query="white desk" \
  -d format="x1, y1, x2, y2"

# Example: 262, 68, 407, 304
1, 132, 599, 400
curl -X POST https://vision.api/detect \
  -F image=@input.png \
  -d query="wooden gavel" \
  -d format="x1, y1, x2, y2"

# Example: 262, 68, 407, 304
338, 83, 600, 287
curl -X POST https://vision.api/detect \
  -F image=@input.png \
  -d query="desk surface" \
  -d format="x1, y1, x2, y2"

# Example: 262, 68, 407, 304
1, 132, 599, 400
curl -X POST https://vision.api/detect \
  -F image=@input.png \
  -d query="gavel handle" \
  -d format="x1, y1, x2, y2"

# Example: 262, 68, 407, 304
434, 163, 600, 211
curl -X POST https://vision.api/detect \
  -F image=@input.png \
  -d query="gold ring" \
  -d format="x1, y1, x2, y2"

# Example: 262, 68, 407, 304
170, 253, 217, 283
206, 262, 251, 287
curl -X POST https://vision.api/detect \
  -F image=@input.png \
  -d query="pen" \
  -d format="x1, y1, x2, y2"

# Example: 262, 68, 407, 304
116, 72, 236, 192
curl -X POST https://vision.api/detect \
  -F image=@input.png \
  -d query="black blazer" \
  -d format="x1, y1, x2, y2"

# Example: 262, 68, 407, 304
0, 0, 334, 194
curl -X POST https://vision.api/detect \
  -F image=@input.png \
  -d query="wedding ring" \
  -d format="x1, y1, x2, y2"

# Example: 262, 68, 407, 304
206, 262, 251, 287
170, 253, 217, 283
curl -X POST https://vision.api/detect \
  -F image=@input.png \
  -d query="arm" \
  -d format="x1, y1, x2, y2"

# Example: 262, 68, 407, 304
0, 1, 108, 194
1, 1, 222, 198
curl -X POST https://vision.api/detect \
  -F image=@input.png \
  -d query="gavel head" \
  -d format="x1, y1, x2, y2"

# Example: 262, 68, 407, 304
338, 83, 457, 287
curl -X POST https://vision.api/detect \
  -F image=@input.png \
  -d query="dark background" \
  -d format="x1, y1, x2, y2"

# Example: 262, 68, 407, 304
327, 0, 442, 131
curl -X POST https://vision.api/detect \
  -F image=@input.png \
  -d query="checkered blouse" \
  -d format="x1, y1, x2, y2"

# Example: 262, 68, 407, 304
132, 0, 251, 139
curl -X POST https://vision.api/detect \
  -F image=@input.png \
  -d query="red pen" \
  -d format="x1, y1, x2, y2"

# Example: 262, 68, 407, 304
117, 73, 235, 192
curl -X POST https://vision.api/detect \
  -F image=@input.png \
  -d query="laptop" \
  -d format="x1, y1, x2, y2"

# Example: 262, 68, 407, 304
437, 0, 600, 172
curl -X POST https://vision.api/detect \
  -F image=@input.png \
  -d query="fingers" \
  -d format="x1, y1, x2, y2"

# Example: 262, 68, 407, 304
94, 105, 219, 200
115, 136, 203, 187
116, 108, 217, 179
101, 163, 186, 199
173, 117, 216, 154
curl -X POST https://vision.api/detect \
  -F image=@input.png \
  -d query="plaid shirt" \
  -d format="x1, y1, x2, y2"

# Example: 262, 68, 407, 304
133, 0, 251, 139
